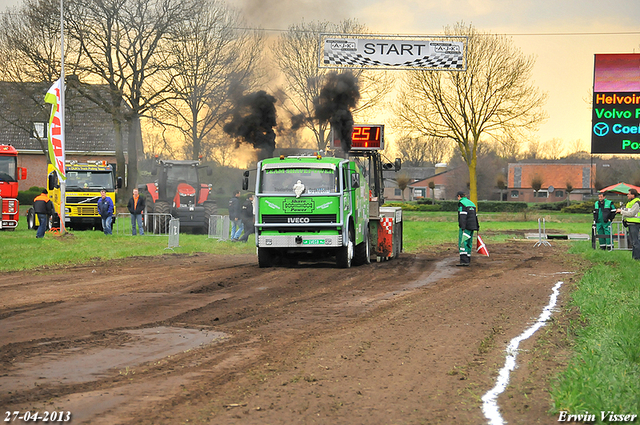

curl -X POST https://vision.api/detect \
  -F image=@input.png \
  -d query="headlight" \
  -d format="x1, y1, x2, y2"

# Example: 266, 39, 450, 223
7, 200, 15, 213
65, 208, 71, 213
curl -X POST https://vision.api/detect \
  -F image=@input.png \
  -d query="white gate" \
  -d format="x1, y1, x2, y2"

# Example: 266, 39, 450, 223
116, 212, 173, 236
208, 215, 230, 241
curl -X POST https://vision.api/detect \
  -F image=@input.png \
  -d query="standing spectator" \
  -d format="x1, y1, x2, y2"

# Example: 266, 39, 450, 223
238, 194, 255, 243
33, 189, 53, 239
229, 190, 243, 241
456, 191, 479, 266
617, 188, 640, 259
97, 189, 114, 235
127, 188, 146, 236
593, 192, 616, 250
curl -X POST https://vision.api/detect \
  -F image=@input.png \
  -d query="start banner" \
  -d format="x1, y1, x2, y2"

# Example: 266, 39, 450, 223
319, 34, 466, 71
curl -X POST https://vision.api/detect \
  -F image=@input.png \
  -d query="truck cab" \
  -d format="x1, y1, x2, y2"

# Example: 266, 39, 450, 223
0, 145, 27, 230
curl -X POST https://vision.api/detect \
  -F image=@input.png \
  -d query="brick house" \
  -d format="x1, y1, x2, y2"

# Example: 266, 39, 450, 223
0, 82, 126, 191
507, 162, 595, 203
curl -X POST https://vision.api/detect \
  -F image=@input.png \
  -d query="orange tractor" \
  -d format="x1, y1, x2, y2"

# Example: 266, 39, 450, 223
140, 159, 217, 233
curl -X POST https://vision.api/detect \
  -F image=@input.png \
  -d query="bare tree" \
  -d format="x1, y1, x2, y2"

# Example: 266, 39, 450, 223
531, 174, 543, 197
396, 174, 411, 201
272, 19, 393, 151
394, 22, 547, 204
396, 135, 452, 167
157, 0, 266, 161
67, 0, 198, 197
0, 0, 81, 154
494, 135, 522, 160
542, 138, 564, 159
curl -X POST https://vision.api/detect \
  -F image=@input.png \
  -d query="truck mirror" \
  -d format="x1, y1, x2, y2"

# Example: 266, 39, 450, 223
117, 177, 123, 188
394, 158, 402, 171
206, 167, 213, 176
351, 173, 360, 188
242, 176, 249, 191
151, 167, 157, 176
48, 172, 59, 190
18, 167, 27, 180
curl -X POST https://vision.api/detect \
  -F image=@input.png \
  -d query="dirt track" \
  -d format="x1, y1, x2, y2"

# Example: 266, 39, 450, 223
0, 241, 582, 424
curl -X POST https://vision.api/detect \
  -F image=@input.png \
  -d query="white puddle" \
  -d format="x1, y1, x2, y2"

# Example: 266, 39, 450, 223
0, 326, 227, 392
481, 280, 564, 425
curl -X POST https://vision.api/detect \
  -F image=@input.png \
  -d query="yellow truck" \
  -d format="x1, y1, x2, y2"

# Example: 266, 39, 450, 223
28, 161, 122, 231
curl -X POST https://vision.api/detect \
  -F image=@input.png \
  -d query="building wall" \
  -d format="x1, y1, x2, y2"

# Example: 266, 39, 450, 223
507, 163, 596, 202
17, 153, 117, 191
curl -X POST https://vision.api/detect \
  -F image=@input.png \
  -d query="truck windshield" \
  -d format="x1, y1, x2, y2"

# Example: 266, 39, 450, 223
0, 156, 17, 182
261, 168, 338, 194
66, 171, 114, 190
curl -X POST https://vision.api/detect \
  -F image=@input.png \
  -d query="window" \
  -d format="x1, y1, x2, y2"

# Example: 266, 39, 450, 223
394, 189, 402, 196
534, 190, 549, 198
510, 190, 519, 198
32, 122, 46, 139
555, 190, 564, 197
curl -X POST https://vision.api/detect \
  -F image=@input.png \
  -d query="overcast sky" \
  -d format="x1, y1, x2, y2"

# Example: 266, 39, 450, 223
1, 0, 638, 155
239, 0, 640, 154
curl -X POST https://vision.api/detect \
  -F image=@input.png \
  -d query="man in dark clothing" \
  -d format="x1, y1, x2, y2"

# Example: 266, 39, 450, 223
456, 191, 479, 266
97, 189, 114, 235
238, 194, 255, 243
229, 190, 243, 241
593, 192, 616, 250
127, 188, 146, 236
33, 189, 54, 238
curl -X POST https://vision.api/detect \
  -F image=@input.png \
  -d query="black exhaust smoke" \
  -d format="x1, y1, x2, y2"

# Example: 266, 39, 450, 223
313, 71, 360, 151
223, 90, 277, 160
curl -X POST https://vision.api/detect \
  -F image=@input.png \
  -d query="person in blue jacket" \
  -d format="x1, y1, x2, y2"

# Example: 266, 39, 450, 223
457, 191, 479, 266
97, 189, 114, 235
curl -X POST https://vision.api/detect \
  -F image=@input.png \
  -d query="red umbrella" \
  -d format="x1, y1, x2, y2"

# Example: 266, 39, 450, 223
599, 182, 640, 195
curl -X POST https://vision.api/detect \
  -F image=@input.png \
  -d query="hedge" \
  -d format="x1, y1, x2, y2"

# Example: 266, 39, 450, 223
17, 187, 46, 206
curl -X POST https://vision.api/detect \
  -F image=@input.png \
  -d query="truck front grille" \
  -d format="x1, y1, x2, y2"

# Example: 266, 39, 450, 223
262, 214, 337, 224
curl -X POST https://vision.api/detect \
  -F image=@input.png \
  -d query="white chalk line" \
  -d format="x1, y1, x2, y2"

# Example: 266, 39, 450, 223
481, 280, 564, 425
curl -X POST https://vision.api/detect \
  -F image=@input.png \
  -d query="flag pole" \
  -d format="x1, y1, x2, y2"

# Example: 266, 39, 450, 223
59, 0, 66, 234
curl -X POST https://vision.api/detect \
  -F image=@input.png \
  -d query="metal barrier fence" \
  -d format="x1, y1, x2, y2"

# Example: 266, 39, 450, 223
592, 221, 630, 251
116, 212, 173, 236
208, 215, 230, 240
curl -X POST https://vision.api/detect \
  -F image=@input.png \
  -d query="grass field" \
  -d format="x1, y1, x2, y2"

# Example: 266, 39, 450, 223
2, 210, 638, 418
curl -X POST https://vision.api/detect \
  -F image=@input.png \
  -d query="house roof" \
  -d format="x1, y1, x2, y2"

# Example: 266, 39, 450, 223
0, 81, 126, 154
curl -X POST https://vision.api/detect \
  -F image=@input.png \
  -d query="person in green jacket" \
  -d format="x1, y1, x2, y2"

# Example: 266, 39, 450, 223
593, 192, 616, 250
456, 191, 479, 266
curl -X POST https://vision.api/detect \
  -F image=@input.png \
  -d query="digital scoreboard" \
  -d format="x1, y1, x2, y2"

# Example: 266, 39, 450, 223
331, 124, 384, 151
591, 54, 640, 154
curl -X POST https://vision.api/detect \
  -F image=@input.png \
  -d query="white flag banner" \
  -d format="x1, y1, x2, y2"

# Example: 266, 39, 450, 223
45, 79, 65, 180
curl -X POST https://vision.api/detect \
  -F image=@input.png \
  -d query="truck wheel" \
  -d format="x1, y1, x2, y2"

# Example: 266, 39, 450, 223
27, 208, 36, 230
154, 200, 170, 234
258, 247, 274, 268
203, 201, 218, 235
353, 225, 371, 266
336, 225, 354, 268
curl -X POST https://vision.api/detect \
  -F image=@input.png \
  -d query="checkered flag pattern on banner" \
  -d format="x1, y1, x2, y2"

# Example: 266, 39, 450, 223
323, 52, 464, 69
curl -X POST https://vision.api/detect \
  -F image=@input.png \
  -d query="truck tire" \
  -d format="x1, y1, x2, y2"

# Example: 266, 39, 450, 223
154, 200, 170, 234
353, 225, 371, 266
258, 247, 274, 268
27, 208, 36, 230
203, 201, 218, 235
336, 225, 354, 268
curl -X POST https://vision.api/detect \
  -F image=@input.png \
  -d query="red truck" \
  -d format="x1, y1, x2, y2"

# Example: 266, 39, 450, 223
0, 144, 27, 230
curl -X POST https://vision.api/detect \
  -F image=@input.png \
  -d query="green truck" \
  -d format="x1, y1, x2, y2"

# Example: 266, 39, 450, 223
245, 124, 402, 268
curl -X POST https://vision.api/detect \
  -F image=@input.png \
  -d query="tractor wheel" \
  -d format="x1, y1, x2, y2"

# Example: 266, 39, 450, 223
258, 247, 274, 268
154, 200, 170, 234
336, 225, 354, 268
353, 224, 371, 266
27, 208, 36, 230
144, 202, 155, 233
203, 201, 218, 235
